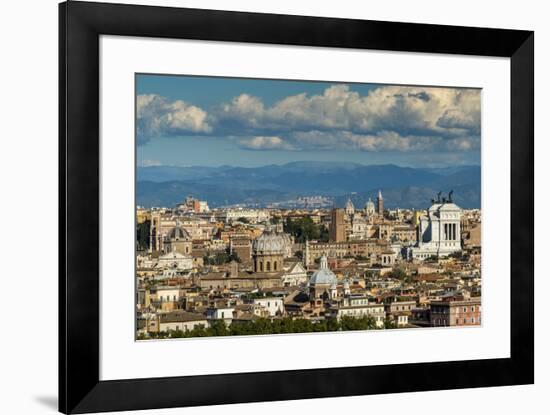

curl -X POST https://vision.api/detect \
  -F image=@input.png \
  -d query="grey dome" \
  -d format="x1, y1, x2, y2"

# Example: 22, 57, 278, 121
309, 255, 338, 286
252, 229, 286, 255
168, 226, 190, 240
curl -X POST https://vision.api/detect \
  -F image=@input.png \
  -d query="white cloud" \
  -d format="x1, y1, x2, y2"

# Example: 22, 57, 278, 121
136, 85, 480, 153
238, 136, 295, 151
285, 130, 480, 153
221, 94, 265, 127
216, 85, 481, 140
137, 94, 212, 144
138, 159, 163, 167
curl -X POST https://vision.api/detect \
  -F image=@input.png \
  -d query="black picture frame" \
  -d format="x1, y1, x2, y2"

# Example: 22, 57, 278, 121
59, 1, 534, 413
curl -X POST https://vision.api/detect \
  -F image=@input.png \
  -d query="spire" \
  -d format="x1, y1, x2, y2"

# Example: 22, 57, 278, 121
376, 190, 384, 216
345, 197, 355, 214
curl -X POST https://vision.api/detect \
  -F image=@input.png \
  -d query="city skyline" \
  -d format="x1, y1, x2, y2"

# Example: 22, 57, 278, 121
136, 191, 482, 339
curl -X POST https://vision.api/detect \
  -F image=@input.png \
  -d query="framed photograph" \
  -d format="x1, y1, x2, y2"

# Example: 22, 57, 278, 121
59, 1, 534, 413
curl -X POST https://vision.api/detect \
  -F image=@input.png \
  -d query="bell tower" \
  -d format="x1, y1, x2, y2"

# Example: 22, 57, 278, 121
376, 190, 384, 216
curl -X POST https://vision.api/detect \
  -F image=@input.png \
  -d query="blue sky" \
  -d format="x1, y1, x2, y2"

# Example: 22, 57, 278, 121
136, 74, 481, 168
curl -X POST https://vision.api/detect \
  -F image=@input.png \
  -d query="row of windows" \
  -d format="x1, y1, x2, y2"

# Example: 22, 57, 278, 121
432, 305, 479, 313
393, 304, 413, 311
340, 308, 383, 316
457, 306, 478, 313
456, 317, 481, 324
256, 301, 282, 308
258, 261, 279, 271
350, 299, 369, 305
433, 316, 481, 326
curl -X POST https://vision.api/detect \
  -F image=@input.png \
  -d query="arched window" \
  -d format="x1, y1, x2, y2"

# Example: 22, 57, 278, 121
259, 261, 263, 272
274, 261, 277, 271
266, 261, 271, 271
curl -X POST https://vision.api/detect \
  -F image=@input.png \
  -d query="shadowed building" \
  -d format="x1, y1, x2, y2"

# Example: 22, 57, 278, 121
230, 237, 252, 263
430, 298, 481, 326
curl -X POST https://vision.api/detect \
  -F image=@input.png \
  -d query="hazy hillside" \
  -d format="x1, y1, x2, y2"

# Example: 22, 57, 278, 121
137, 162, 481, 209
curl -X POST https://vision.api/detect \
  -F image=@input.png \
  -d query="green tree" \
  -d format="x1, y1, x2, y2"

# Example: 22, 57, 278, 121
318, 225, 329, 242
136, 219, 150, 251
365, 270, 377, 279
388, 268, 408, 280
384, 317, 398, 329
142, 315, 386, 340
326, 317, 340, 331
170, 329, 185, 338
340, 315, 377, 331
203, 248, 241, 265
187, 324, 208, 337
284, 217, 328, 243
207, 320, 230, 336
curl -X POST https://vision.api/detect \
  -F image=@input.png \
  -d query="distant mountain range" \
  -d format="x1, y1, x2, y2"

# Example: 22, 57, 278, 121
137, 162, 481, 209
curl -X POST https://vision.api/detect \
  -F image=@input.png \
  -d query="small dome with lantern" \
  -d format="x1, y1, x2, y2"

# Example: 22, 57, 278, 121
309, 255, 338, 286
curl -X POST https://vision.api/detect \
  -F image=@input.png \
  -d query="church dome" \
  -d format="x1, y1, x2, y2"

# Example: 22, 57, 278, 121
309, 255, 338, 286
365, 198, 375, 209
168, 226, 190, 241
252, 229, 286, 255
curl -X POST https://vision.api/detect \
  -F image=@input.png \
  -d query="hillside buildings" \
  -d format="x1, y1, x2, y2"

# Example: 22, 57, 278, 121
136, 190, 481, 339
